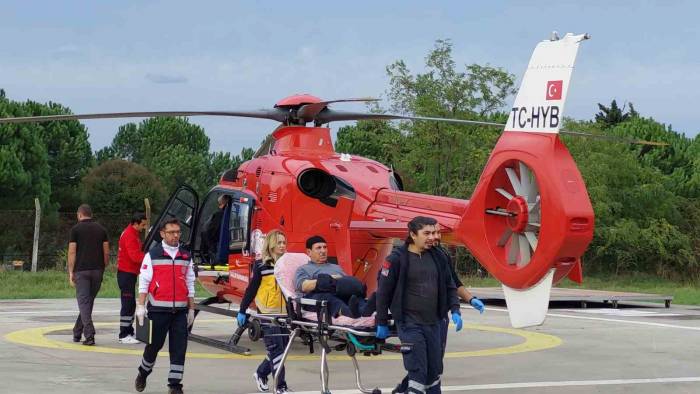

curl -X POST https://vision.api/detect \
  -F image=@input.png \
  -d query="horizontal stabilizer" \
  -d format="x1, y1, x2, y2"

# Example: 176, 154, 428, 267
502, 268, 555, 328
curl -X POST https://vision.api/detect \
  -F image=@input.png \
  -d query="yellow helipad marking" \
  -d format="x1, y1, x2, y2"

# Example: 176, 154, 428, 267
4, 321, 560, 361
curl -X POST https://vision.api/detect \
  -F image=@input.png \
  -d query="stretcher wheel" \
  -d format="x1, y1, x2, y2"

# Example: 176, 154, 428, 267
346, 342, 356, 357
248, 319, 262, 342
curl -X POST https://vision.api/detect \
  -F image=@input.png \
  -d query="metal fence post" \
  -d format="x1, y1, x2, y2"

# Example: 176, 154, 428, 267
31, 198, 41, 272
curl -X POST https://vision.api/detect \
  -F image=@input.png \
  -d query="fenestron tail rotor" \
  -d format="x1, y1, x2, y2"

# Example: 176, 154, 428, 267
489, 160, 541, 268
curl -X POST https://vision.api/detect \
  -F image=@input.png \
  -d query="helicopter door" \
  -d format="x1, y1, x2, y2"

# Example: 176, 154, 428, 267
222, 192, 255, 297
143, 184, 199, 252
192, 189, 254, 287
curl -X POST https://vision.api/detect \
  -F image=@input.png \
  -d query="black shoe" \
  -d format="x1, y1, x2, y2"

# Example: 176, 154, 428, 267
276, 385, 291, 394
134, 372, 147, 392
82, 337, 95, 346
72, 336, 81, 343
391, 384, 406, 394
361, 292, 377, 317
348, 295, 360, 318
168, 386, 184, 394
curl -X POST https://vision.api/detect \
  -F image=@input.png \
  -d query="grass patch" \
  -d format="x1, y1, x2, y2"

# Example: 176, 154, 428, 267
2, 270, 698, 306
461, 273, 700, 305
0, 269, 207, 299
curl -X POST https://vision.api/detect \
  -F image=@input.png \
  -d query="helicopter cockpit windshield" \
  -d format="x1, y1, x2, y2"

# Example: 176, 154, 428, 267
253, 134, 275, 158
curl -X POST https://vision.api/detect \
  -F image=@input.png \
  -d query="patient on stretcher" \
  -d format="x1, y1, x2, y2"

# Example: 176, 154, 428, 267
293, 236, 376, 319
275, 236, 376, 320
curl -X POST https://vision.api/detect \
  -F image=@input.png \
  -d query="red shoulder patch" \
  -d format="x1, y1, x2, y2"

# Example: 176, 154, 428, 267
381, 260, 391, 276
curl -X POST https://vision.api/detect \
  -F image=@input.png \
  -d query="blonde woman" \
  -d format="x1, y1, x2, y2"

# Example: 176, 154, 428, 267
237, 230, 290, 393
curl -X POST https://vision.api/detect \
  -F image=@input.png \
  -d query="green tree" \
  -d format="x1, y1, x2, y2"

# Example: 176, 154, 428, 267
335, 119, 404, 164
564, 119, 697, 279
383, 39, 515, 196
595, 99, 638, 129
0, 91, 93, 211
207, 147, 255, 183
102, 117, 214, 192
0, 91, 52, 210
80, 160, 167, 215
26, 101, 93, 211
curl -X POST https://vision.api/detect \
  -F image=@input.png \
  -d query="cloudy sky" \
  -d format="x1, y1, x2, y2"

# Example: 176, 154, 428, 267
2, 1, 698, 154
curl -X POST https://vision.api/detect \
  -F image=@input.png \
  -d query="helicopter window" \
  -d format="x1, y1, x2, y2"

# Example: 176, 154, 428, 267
228, 199, 250, 250
389, 171, 404, 191
254, 134, 275, 158
164, 193, 196, 241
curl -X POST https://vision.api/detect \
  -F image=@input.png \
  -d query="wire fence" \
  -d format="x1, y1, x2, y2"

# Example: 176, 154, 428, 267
1, 210, 484, 277
0, 210, 132, 271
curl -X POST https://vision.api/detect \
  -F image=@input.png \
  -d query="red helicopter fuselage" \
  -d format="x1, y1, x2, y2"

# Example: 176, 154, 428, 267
189, 124, 593, 306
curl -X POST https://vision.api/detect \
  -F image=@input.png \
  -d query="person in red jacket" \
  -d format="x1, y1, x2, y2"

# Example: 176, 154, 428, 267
116, 211, 147, 344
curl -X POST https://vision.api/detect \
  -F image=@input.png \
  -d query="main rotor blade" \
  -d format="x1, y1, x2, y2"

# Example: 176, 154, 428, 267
0, 109, 290, 125
559, 129, 669, 146
298, 98, 379, 123
316, 110, 667, 146
314, 109, 506, 127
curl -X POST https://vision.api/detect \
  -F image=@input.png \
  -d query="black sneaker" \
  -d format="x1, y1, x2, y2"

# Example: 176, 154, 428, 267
392, 378, 408, 394
134, 372, 147, 392
82, 337, 95, 346
168, 386, 184, 394
391, 385, 405, 394
361, 292, 377, 317
72, 336, 81, 343
253, 372, 269, 392
276, 385, 291, 394
348, 295, 360, 318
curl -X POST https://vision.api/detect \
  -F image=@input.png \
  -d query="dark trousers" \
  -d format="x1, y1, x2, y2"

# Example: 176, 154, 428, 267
72, 269, 104, 340
117, 271, 138, 338
306, 293, 352, 317
256, 324, 288, 388
397, 321, 443, 394
138, 309, 188, 389
398, 317, 449, 393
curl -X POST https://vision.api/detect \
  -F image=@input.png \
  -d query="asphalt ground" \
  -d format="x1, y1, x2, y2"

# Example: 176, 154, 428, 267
2, 298, 700, 394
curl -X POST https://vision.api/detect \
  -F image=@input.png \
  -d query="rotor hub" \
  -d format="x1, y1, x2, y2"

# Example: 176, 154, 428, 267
506, 196, 529, 232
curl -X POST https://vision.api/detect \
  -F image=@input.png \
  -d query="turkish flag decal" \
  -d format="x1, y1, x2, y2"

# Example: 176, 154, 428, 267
546, 80, 563, 100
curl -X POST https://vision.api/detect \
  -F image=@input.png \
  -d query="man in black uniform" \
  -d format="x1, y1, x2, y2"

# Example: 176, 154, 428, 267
203, 194, 231, 264
68, 204, 109, 346
392, 223, 485, 393
375, 216, 461, 394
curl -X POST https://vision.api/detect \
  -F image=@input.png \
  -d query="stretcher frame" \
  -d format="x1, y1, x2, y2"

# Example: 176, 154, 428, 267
247, 295, 398, 394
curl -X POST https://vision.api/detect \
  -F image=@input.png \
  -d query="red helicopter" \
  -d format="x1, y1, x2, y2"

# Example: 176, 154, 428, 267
3, 32, 629, 333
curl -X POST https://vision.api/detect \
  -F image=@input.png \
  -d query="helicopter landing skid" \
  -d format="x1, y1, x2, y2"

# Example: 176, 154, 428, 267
188, 296, 251, 355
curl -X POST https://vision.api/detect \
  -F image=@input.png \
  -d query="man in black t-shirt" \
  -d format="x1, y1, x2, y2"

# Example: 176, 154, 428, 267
68, 204, 109, 346
376, 216, 461, 394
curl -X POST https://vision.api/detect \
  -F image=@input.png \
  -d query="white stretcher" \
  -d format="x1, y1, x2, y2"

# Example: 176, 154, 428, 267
245, 253, 397, 394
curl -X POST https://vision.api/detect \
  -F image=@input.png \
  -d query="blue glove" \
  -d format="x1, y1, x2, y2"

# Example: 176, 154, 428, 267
451, 312, 463, 332
470, 297, 485, 314
237, 313, 247, 327
375, 324, 389, 339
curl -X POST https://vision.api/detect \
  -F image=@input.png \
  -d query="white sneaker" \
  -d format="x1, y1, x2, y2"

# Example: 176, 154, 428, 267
119, 335, 140, 344
253, 372, 269, 392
